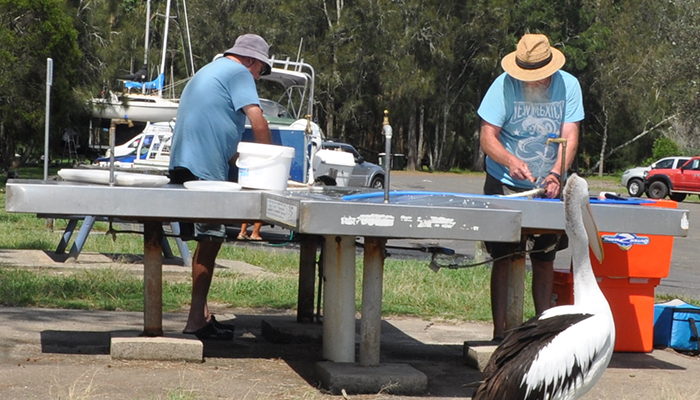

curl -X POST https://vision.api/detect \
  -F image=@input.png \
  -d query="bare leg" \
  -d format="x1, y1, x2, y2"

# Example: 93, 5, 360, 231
531, 259, 554, 315
490, 258, 509, 340
183, 240, 222, 333
238, 223, 249, 239
250, 222, 262, 240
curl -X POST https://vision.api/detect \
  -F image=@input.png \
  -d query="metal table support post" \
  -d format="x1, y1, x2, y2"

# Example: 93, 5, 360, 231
322, 235, 356, 362
55, 218, 78, 254
505, 256, 526, 331
143, 221, 164, 336
65, 216, 96, 262
297, 234, 318, 323
360, 237, 385, 367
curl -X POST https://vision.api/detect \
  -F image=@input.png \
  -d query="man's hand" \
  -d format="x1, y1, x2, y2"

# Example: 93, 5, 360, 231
542, 172, 561, 198
507, 159, 535, 183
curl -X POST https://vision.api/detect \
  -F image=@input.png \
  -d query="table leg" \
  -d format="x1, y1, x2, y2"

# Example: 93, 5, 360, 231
322, 235, 356, 362
505, 255, 526, 331
143, 222, 163, 336
66, 216, 96, 262
297, 234, 318, 323
360, 237, 385, 367
56, 218, 78, 254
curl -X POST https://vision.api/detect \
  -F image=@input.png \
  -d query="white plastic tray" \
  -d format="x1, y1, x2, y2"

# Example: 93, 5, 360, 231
183, 180, 242, 192
57, 169, 169, 187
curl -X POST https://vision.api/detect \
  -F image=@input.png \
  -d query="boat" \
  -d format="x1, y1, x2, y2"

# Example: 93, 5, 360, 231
93, 121, 174, 169
89, 0, 192, 123
91, 91, 179, 122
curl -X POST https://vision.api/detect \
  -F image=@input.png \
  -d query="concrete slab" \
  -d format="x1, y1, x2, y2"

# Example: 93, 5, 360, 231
110, 335, 203, 362
316, 361, 428, 395
463, 340, 498, 371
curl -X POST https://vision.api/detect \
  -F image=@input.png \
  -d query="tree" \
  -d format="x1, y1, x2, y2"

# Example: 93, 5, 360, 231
0, 0, 83, 170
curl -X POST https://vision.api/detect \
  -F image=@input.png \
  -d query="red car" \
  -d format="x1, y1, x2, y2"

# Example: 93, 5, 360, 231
644, 156, 700, 202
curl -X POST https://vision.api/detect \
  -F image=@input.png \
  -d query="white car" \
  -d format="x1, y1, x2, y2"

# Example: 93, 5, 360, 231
621, 156, 690, 197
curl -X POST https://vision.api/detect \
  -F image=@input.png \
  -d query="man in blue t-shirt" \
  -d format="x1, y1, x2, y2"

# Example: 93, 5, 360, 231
169, 34, 273, 340
477, 33, 584, 341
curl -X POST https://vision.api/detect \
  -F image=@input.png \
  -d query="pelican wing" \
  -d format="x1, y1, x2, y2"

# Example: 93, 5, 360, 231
523, 307, 614, 399
474, 311, 593, 400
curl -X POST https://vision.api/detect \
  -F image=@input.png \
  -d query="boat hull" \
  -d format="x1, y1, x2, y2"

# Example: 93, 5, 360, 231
91, 96, 179, 122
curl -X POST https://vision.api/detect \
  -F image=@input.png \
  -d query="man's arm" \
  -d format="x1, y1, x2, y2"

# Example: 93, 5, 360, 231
480, 120, 535, 183
243, 104, 272, 144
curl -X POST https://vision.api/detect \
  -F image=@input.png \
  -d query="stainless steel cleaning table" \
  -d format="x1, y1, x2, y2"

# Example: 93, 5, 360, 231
5, 180, 690, 368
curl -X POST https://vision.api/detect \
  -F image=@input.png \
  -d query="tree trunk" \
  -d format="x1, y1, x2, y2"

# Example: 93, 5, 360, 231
418, 104, 425, 169
406, 104, 417, 171
472, 125, 484, 171
598, 111, 608, 177
586, 114, 676, 175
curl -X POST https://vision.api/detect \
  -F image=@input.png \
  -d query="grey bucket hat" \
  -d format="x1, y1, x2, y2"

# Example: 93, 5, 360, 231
224, 34, 272, 76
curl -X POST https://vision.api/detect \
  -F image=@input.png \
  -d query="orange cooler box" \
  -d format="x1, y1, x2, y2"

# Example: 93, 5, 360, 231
553, 272, 659, 352
553, 198, 676, 353
590, 199, 677, 279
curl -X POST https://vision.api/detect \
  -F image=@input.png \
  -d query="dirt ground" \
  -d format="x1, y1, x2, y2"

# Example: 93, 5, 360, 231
1, 304, 700, 400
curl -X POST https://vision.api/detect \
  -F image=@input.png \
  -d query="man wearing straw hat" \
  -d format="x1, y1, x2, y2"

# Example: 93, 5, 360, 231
477, 33, 584, 341
169, 33, 273, 340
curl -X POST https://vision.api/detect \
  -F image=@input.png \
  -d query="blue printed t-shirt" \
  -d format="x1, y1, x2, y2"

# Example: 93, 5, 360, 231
477, 70, 584, 189
169, 57, 260, 181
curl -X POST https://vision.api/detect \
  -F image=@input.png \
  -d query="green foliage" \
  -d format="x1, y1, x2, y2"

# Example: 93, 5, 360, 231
652, 136, 681, 159
640, 136, 682, 165
0, 0, 83, 170
2, 0, 700, 173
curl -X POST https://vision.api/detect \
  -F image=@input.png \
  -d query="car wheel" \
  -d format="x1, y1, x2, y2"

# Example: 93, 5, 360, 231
670, 193, 687, 202
626, 178, 643, 197
370, 176, 384, 189
648, 181, 668, 199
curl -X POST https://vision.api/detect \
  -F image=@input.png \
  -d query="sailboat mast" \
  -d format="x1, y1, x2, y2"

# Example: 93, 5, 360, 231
144, 0, 150, 66
158, 0, 172, 98
182, 0, 195, 76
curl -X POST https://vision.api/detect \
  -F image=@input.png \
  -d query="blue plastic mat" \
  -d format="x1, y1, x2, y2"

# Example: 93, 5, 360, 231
342, 190, 653, 206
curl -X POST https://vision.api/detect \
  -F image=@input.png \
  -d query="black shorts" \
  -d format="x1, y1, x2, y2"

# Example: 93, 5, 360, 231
168, 167, 226, 242
482, 173, 567, 262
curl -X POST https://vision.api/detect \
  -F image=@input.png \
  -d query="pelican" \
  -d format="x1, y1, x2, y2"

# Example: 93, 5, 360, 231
474, 174, 615, 400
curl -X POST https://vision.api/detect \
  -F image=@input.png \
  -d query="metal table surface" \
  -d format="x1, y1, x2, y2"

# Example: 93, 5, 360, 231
6, 179, 263, 222
5, 180, 691, 367
261, 189, 689, 364
266, 189, 687, 236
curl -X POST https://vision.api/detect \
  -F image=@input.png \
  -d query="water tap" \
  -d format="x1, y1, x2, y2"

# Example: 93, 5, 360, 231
545, 134, 568, 184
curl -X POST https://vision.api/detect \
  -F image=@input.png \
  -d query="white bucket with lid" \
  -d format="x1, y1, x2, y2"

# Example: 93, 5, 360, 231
236, 142, 295, 190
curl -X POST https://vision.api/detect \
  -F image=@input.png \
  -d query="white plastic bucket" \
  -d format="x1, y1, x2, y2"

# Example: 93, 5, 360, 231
313, 149, 355, 186
236, 142, 295, 190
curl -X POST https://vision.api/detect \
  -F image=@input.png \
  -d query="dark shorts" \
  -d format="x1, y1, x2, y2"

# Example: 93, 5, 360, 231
482, 173, 567, 262
169, 167, 226, 242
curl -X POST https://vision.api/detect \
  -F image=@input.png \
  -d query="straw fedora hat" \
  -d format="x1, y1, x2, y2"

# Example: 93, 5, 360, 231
501, 34, 565, 82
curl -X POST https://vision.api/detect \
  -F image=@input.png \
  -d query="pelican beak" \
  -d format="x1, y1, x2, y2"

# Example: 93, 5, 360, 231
582, 201, 604, 263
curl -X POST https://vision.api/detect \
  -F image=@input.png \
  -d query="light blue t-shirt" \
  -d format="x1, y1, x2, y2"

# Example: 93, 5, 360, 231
477, 71, 584, 189
169, 57, 260, 181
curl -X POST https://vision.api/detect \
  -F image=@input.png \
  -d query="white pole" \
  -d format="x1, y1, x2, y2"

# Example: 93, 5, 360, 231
182, 0, 195, 75
144, 0, 150, 66
44, 58, 53, 181
158, 0, 172, 98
